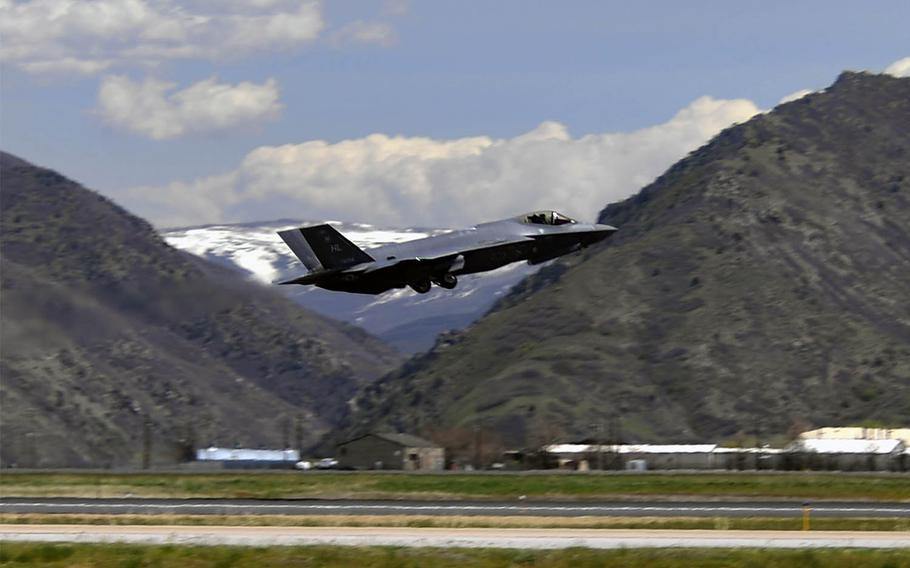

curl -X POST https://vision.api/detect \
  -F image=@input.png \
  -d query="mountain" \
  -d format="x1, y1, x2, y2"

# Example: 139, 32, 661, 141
162, 221, 541, 353
344, 72, 910, 448
0, 152, 401, 467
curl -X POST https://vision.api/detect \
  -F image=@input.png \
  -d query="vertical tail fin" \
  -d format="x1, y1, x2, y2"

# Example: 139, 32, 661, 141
278, 224, 373, 272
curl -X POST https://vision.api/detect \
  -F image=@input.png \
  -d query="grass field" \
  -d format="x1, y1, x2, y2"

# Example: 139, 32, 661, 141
2, 513, 909, 532
2, 471, 909, 501
2, 542, 910, 568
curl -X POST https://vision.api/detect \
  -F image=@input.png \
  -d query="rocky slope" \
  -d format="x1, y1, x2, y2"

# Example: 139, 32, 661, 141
0, 153, 401, 467
162, 221, 540, 353
345, 72, 910, 447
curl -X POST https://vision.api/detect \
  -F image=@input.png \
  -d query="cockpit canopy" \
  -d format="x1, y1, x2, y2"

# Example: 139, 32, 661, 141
520, 210, 577, 226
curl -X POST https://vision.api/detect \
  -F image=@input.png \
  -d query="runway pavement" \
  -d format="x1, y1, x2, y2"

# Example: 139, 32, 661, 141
1, 524, 909, 548
2, 497, 910, 518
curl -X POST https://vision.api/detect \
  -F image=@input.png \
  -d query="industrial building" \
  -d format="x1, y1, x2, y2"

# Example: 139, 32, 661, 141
193, 447, 300, 469
786, 438, 906, 471
799, 427, 910, 445
543, 440, 907, 471
337, 433, 445, 471
544, 443, 775, 471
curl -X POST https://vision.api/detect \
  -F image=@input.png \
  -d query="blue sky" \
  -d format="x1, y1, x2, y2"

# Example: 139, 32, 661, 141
1, 1, 908, 227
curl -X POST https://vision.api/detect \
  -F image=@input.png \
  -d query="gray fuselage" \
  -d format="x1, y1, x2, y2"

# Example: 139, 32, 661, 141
278, 211, 617, 295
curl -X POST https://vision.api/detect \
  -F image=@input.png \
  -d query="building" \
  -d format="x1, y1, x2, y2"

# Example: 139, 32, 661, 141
799, 427, 910, 445
545, 444, 782, 471
337, 433, 445, 471
787, 438, 906, 471
713, 446, 784, 470
193, 447, 300, 469
545, 444, 742, 470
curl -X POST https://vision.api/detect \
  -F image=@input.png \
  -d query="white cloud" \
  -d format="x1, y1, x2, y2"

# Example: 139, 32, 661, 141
21, 57, 113, 76
382, 0, 409, 17
0, 0, 323, 75
124, 95, 761, 227
884, 56, 910, 78
96, 75, 282, 139
329, 20, 398, 47
778, 89, 813, 105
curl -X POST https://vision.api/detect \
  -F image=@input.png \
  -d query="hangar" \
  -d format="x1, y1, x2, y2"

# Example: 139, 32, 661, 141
337, 433, 445, 471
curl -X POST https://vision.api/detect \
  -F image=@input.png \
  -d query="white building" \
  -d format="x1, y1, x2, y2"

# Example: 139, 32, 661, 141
787, 438, 905, 471
799, 427, 910, 445
543, 444, 782, 470
194, 447, 300, 469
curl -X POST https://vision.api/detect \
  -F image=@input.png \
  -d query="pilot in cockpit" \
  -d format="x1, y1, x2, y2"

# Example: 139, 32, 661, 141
524, 211, 576, 226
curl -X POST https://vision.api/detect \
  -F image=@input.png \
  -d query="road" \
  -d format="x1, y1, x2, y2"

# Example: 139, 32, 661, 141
2, 497, 909, 518
1, 524, 909, 548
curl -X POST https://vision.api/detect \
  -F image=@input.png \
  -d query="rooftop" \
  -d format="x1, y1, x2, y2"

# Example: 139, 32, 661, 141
795, 438, 904, 454
195, 447, 300, 462
340, 432, 439, 448
546, 444, 720, 454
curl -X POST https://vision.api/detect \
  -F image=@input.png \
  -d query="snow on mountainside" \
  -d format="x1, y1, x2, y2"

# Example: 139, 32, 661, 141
163, 220, 540, 352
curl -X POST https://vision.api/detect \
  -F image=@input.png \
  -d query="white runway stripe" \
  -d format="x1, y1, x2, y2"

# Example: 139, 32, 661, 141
3, 502, 909, 515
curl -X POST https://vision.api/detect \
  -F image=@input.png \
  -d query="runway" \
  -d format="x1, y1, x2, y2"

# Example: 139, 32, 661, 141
1, 524, 909, 549
3, 497, 910, 518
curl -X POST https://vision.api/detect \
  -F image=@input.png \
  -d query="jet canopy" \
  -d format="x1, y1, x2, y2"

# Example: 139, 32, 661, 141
520, 210, 577, 226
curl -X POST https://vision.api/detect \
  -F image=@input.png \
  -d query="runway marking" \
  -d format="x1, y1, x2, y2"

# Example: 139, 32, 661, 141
2, 525, 909, 549
3, 502, 909, 515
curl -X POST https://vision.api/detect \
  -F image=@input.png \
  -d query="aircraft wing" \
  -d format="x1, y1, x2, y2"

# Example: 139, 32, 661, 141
361, 234, 536, 274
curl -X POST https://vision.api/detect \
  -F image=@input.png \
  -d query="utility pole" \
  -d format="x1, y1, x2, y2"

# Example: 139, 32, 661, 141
474, 424, 481, 470
295, 415, 304, 457
610, 417, 623, 470
142, 416, 151, 470
182, 421, 197, 462
282, 417, 290, 449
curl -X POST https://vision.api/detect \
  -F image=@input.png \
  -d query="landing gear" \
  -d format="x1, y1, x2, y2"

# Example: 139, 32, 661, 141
409, 279, 432, 294
434, 273, 458, 289
409, 274, 457, 294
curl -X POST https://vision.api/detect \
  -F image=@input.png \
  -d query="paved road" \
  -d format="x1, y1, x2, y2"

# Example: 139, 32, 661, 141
2, 497, 909, 518
2, 524, 909, 549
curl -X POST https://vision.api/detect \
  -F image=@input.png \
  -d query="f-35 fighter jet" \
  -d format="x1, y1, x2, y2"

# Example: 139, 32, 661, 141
277, 211, 617, 295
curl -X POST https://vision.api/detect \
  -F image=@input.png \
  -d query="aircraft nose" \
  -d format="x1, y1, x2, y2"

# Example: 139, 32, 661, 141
587, 223, 618, 244
595, 223, 618, 233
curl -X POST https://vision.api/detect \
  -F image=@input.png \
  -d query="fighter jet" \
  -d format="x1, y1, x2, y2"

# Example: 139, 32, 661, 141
277, 210, 617, 295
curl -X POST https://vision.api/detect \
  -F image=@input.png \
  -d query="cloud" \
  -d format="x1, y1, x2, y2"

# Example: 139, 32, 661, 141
96, 75, 282, 139
884, 56, 910, 78
21, 57, 113, 76
328, 20, 398, 48
382, 0, 408, 17
124, 95, 761, 227
778, 89, 813, 105
0, 0, 323, 75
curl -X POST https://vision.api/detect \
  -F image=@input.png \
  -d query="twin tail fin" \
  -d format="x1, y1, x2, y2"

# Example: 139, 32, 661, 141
278, 224, 374, 273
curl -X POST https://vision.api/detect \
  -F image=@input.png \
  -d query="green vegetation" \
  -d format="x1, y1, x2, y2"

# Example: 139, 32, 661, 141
0, 152, 400, 469
3, 513, 909, 532
349, 72, 910, 448
2, 471, 908, 501
2, 543, 910, 568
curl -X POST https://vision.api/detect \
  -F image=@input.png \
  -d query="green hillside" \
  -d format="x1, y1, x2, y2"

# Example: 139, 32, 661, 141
346, 72, 910, 447
0, 153, 401, 467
